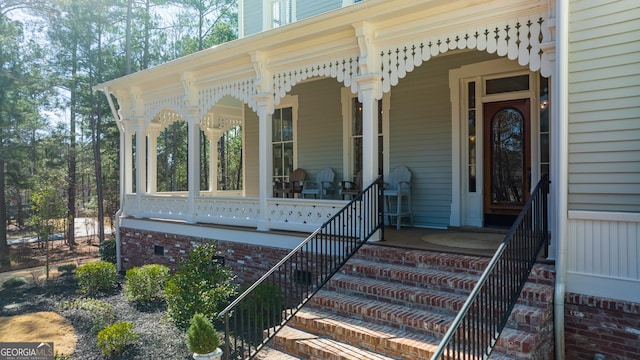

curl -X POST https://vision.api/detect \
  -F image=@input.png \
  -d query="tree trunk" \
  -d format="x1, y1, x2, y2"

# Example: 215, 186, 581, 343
67, 34, 78, 250
219, 133, 226, 190
125, 0, 132, 75
94, 25, 105, 243
0, 144, 9, 267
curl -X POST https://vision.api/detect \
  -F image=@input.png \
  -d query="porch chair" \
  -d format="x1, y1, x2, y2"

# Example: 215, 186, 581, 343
274, 168, 306, 198
384, 165, 413, 230
340, 170, 362, 200
301, 167, 336, 199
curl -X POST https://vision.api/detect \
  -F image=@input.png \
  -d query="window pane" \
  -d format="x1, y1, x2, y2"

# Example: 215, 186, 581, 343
491, 108, 524, 204
486, 75, 529, 94
272, 109, 282, 142
540, 133, 549, 163
353, 137, 362, 178
283, 142, 293, 176
273, 144, 282, 176
281, 107, 293, 141
377, 99, 383, 134
468, 82, 476, 193
540, 76, 549, 132
352, 98, 362, 136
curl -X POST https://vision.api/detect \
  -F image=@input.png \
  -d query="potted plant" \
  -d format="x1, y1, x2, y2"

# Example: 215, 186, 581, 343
186, 313, 223, 360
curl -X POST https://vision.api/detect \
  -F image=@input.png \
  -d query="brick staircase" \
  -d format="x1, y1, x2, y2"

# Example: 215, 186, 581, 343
267, 244, 555, 360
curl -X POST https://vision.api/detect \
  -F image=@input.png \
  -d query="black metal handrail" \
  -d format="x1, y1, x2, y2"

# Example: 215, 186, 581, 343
430, 174, 550, 360
218, 176, 384, 360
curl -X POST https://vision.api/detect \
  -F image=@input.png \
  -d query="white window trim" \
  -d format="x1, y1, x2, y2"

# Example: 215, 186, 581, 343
340, 88, 390, 180
449, 58, 541, 227
263, 0, 296, 31
272, 94, 298, 180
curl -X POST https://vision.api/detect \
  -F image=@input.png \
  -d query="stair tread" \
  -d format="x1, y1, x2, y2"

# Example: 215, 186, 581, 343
289, 307, 439, 358
357, 244, 555, 282
255, 346, 301, 360
328, 273, 551, 328
308, 290, 542, 353
340, 258, 554, 305
273, 326, 397, 360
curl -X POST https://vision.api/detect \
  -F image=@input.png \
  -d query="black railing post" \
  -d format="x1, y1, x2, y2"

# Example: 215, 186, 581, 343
431, 176, 551, 360
218, 177, 384, 359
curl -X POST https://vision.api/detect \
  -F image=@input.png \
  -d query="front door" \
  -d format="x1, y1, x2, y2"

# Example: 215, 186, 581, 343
483, 99, 531, 226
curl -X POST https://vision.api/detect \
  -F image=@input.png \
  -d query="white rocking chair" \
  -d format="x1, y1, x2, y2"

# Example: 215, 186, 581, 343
301, 168, 335, 199
384, 165, 413, 230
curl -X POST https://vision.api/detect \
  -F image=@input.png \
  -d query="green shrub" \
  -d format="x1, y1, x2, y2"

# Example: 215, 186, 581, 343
186, 313, 219, 354
57, 264, 77, 275
239, 282, 284, 330
164, 242, 237, 329
100, 239, 117, 264
125, 264, 170, 303
96, 321, 139, 356
60, 298, 115, 333
54, 352, 72, 360
2, 277, 27, 289
75, 261, 117, 295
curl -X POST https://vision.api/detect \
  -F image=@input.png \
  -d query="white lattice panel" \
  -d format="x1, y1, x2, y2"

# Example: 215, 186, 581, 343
194, 197, 260, 225
140, 195, 189, 219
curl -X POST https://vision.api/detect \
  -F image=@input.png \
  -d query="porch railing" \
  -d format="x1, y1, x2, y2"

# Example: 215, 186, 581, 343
430, 174, 550, 360
218, 177, 384, 360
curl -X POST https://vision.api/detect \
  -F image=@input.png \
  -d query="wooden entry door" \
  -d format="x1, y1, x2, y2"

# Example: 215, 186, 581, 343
483, 99, 531, 223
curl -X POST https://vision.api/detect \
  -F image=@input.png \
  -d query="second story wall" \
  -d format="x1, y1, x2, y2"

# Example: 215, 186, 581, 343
242, 0, 263, 37
240, 0, 346, 37
297, 0, 342, 21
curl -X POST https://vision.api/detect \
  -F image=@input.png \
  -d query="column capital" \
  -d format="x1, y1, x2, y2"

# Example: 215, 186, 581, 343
182, 106, 201, 124
354, 74, 383, 101
253, 92, 275, 114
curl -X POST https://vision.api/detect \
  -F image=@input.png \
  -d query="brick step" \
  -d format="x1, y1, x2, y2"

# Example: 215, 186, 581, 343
254, 346, 302, 360
356, 245, 555, 285
286, 308, 439, 359
340, 259, 553, 308
327, 273, 552, 332
271, 326, 396, 360
306, 290, 542, 356
356, 245, 491, 274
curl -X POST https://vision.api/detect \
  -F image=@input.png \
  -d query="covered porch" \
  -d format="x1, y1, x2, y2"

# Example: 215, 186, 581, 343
98, 0, 556, 257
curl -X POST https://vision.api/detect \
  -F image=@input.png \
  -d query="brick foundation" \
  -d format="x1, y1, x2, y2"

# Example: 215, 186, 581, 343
565, 292, 640, 360
120, 227, 290, 285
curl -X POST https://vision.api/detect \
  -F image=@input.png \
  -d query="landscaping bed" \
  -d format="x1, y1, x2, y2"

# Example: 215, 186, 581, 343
0, 272, 192, 359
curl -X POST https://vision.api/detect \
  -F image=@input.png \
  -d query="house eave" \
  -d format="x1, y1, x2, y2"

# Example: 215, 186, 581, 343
95, 0, 551, 94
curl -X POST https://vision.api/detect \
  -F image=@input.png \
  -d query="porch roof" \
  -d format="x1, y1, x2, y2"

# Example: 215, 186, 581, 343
95, 0, 553, 117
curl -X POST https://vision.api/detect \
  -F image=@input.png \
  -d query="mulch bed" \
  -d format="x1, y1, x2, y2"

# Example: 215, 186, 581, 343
0, 274, 193, 359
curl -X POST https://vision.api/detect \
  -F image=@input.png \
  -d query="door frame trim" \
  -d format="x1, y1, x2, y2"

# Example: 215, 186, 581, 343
449, 58, 541, 227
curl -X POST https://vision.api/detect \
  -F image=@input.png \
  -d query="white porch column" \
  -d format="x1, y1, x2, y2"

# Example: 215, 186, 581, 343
185, 108, 201, 223
134, 118, 147, 218
122, 123, 134, 217
356, 74, 381, 187
146, 124, 160, 193
255, 93, 274, 231
356, 74, 382, 241
204, 128, 223, 193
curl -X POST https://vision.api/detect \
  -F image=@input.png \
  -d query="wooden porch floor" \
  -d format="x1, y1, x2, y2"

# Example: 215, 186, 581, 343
377, 226, 507, 258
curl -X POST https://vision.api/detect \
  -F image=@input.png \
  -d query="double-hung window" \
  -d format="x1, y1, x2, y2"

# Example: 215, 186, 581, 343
272, 96, 298, 187
268, 0, 294, 29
